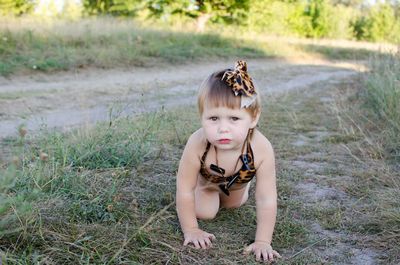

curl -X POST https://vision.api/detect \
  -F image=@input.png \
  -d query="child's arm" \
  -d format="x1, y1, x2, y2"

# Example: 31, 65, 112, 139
176, 132, 215, 249
244, 139, 281, 262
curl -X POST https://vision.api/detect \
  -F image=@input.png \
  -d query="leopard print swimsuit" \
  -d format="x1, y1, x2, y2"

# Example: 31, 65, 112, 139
199, 130, 256, 196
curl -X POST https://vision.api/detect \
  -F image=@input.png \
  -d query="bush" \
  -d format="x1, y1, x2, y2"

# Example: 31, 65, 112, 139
0, 0, 35, 16
246, 1, 294, 36
351, 3, 400, 43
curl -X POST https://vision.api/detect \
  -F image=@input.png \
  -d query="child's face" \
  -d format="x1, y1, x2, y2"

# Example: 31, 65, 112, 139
201, 105, 259, 150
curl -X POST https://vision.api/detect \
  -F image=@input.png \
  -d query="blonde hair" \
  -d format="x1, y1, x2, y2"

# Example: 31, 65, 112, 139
197, 69, 261, 118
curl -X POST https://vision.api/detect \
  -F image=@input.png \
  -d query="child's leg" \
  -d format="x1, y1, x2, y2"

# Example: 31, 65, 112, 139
194, 185, 220, 220
220, 183, 250, 208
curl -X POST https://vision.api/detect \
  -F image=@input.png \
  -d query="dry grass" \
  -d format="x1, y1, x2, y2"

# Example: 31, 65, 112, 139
0, 16, 390, 76
1, 35, 399, 262
2, 75, 399, 263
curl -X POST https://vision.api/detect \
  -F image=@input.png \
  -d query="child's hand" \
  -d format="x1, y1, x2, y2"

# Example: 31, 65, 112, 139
183, 228, 216, 249
244, 241, 281, 262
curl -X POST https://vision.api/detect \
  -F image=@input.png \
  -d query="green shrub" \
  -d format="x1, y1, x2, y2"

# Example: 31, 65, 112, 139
0, 0, 35, 16
351, 3, 400, 43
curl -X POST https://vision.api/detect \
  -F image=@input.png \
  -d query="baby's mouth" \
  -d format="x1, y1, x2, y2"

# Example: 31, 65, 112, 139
218, 139, 231, 144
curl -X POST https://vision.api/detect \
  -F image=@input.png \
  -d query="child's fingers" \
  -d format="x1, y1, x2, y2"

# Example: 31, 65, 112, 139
204, 237, 213, 248
207, 233, 216, 241
183, 239, 189, 246
193, 240, 201, 249
199, 239, 208, 249
255, 248, 262, 261
243, 244, 253, 255
273, 250, 282, 258
261, 249, 269, 262
267, 252, 274, 261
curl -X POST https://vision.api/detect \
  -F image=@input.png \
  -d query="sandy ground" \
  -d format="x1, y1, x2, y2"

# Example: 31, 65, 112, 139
0, 58, 365, 139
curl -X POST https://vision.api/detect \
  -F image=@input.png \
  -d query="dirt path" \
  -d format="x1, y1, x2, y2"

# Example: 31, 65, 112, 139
0, 58, 365, 138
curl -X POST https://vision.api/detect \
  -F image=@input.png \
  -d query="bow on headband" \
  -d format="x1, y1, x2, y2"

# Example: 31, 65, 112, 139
221, 60, 257, 108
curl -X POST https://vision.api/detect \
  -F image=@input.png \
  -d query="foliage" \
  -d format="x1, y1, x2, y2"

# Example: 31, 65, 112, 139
351, 15, 371, 40
61, 0, 84, 19
83, 0, 143, 16
351, 3, 400, 43
285, 2, 312, 37
248, 0, 355, 39
247, 0, 335, 38
2, 1, 400, 43
145, 0, 250, 31
82, 0, 249, 29
330, 0, 363, 8
0, 0, 34, 15
303, 0, 333, 38
146, 0, 248, 20
324, 4, 356, 39
368, 3, 400, 42
246, 0, 294, 35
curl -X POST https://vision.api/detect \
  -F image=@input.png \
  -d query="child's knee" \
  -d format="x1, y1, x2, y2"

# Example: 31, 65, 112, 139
221, 200, 244, 209
221, 193, 249, 209
196, 210, 217, 220
194, 187, 219, 220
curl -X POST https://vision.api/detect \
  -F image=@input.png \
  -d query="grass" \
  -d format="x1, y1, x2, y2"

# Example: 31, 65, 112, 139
0, 17, 268, 76
1, 15, 400, 264
0, 16, 392, 76
3, 73, 399, 263
0, 110, 193, 263
0, 90, 315, 263
328, 54, 400, 262
361, 52, 400, 159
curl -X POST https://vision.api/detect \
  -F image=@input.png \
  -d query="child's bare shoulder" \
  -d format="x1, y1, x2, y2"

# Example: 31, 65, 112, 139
251, 129, 274, 159
187, 128, 207, 144
184, 128, 208, 157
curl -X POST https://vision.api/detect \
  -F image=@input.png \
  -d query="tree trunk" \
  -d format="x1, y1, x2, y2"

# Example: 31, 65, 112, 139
196, 13, 212, 32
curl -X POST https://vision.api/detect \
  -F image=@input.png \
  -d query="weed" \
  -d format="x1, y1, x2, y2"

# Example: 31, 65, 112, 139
0, 17, 393, 76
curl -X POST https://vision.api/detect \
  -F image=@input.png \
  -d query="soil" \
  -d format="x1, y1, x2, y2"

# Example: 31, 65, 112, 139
0, 58, 364, 138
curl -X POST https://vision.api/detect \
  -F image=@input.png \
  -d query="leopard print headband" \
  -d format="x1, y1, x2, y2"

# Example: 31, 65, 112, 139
221, 60, 257, 108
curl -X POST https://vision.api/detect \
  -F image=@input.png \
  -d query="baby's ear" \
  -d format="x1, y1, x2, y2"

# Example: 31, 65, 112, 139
250, 111, 261, 128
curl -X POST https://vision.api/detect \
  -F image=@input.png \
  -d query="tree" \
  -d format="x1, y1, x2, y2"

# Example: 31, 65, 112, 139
351, 3, 400, 43
330, 0, 363, 8
303, 0, 333, 38
62, 0, 84, 19
146, 0, 250, 32
0, 0, 35, 15
83, 0, 143, 16
369, 3, 398, 42
34, 0, 59, 17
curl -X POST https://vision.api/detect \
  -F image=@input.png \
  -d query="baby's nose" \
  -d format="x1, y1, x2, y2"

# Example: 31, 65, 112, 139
218, 122, 230, 133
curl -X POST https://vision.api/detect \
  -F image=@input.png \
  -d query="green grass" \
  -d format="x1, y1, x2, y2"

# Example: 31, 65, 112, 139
362, 52, 400, 159
1, 43, 400, 262
0, 93, 315, 263
329, 53, 400, 263
296, 43, 377, 60
330, 66, 400, 262
0, 18, 269, 76
2, 80, 399, 264
0, 110, 195, 263
0, 17, 392, 76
